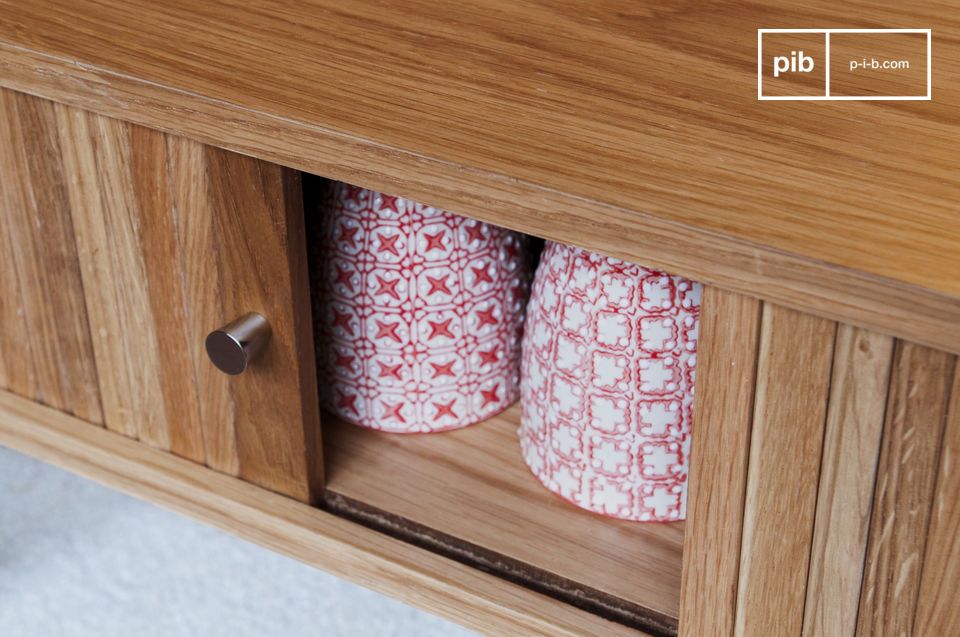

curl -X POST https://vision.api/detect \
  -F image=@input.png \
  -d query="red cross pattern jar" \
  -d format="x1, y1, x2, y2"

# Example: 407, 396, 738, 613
519, 242, 701, 521
315, 183, 531, 433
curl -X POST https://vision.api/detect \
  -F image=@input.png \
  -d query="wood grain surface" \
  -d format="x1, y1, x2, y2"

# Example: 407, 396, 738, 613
193, 142, 323, 500
856, 343, 955, 636
679, 287, 761, 637
57, 106, 175, 446
802, 326, 893, 637
0, 1, 957, 351
323, 403, 684, 632
914, 359, 960, 635
0, 90, 102, 422
734, 304, 836, 637
1, 89, 322, 501
0, 389, 644, 637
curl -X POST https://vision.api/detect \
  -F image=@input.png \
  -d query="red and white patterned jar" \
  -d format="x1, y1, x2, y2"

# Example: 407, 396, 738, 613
315, 183, 531, 433
519, 242, 701, 521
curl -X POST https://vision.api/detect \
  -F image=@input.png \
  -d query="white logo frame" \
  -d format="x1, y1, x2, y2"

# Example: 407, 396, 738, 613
757, 28, 932, 101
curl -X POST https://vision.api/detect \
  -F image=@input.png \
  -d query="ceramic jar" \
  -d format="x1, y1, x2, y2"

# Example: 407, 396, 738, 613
315, 183, 531, 433
519, 242, 701, 521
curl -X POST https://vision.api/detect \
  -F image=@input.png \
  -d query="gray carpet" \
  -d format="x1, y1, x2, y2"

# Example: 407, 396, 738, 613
0, 446, 477, 637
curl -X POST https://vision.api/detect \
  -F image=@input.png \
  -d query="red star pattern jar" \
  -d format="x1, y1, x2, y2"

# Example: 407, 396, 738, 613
520, 242, 701, 521
315, 183, 531, 433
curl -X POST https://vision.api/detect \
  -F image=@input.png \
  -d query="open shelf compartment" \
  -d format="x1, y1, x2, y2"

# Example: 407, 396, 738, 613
322, 402, 684, 634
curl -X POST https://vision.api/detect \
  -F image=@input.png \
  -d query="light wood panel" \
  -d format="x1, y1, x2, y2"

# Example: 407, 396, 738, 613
166, 137, 237, 472
56, 105, 173, 446
856, 343, 955, 636
679, 288, 761, 637
734, 304, 836, 637
0, 89, 322, 501
914, 359, 960, 635
802, 326, 893, 637
0, 89, 102, 422
323, 403, 683, 634
0, 389, 644, 637
0, 1, 958, 352
132, 130, 208, 462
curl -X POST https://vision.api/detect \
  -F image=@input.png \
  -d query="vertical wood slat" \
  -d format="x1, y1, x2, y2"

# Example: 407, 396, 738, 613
679, 287, 762, 637
129, 128, 208, 462
802, 326, 893, 637
56, 106, 173, 446
0, 89, 103, 423
0, 89, 324, 502
856, 342, 955, 636
734, 304, 836, 637
914, 359, 960, 635
167, 136, 239, 473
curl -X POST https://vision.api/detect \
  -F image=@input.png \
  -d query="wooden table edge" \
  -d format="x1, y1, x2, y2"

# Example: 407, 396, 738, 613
0, 41, 956, 354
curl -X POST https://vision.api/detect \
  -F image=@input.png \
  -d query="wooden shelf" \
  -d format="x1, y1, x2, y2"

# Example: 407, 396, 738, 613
0, 1, 957, 352
323, 403, 684, 634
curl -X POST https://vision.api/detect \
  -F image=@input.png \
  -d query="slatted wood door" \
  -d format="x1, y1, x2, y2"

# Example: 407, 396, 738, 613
0, 88, 322, 502
681, 287, 959, 637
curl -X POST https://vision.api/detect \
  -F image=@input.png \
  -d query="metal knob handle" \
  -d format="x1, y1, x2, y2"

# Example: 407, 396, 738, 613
205, 313, 271, 375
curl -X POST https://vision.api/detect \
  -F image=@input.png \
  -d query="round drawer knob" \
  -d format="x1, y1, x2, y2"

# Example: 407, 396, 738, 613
205, 313, 271, 375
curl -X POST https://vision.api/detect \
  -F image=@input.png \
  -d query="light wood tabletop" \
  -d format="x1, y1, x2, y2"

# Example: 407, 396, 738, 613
0, 0, 956, 350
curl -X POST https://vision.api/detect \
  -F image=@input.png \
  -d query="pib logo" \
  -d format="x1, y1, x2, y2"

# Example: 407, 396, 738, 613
758, 31, 826, 97
772, 50, 815, 77
758, 29, 931, 100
